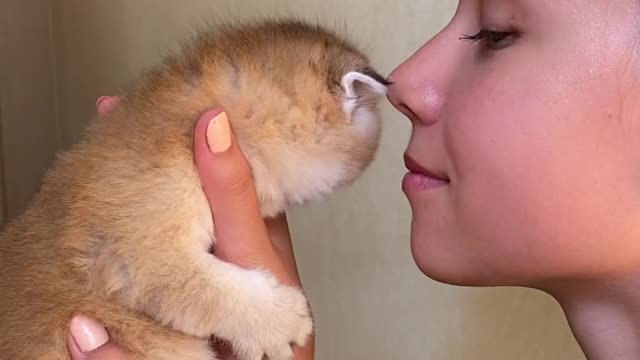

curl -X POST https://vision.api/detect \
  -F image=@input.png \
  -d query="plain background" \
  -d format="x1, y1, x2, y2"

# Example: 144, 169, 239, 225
1, 1, 586, 359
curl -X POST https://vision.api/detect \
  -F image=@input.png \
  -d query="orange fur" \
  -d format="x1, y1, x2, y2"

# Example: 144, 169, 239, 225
0, 18, 387, 360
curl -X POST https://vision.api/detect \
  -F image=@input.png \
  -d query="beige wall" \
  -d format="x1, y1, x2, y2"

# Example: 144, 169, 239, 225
2, 1, 585, 359
1, 0, 60, 220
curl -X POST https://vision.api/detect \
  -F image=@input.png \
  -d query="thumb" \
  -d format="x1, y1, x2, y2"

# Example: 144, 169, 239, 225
192, 109, 273, 264
67, 315, 130, 360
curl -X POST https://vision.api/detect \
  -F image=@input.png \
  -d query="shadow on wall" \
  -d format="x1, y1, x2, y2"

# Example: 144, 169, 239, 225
52, 0, 295, 149
439, 287, 585, 360
52, 0, 133, 150
0, 0, 64, 221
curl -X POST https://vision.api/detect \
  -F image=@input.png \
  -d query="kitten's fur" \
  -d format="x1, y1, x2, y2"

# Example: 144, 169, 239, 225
0, 19, 388, 360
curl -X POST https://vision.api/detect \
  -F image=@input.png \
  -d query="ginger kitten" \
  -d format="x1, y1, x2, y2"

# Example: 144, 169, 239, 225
0, 18, 388, 360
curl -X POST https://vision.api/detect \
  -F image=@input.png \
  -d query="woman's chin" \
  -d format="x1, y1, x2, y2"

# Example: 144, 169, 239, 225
410, 232, 465, 286
409, 231, 514, 288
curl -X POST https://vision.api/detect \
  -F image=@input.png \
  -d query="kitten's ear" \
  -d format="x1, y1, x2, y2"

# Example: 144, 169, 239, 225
342, 71, 389, 99
341, 70, 389, 115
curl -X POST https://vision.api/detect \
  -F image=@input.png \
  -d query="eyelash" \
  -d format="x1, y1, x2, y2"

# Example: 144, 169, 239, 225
459, 29, 517, 50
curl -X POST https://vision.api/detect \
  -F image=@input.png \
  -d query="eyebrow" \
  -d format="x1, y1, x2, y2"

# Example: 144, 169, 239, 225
481, 0, 532, 26
492, 0, 553, 21
483, 0, 517, 15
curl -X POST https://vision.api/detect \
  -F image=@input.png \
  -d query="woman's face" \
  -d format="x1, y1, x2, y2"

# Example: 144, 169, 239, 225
387, 0, 640, 286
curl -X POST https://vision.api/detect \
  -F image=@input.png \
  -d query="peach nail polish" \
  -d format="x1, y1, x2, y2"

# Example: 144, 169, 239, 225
206, 111, 232, 153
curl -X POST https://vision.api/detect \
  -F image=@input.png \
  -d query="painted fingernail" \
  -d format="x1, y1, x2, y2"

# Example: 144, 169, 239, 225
96, 96, 119, 114
206, 111, 232, 154
96, 96, 109, 107
69, 315, 109, 353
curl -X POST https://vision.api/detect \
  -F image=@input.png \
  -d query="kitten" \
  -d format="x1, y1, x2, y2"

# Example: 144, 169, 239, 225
0, 18, 388, 360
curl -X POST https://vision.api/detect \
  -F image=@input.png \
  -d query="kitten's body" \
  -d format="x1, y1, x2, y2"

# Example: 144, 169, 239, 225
0, 19, 387, 360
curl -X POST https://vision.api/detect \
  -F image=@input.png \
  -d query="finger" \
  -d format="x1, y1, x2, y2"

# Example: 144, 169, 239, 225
193, 109, 272, 262
264, 214, 302, 285
67, 315, 129, 360
96, 96, 120, 114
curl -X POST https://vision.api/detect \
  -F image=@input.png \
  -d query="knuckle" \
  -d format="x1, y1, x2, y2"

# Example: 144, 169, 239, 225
222, 169, 255, 199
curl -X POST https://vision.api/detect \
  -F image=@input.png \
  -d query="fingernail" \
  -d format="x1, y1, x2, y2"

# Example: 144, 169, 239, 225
206, 111, 232, 154
96, 96, 119, 114
69, 315, 109, 353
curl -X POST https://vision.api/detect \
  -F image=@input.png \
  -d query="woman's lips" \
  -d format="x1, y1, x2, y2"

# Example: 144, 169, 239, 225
402, 172, 448, 191
402, 154, 449, 192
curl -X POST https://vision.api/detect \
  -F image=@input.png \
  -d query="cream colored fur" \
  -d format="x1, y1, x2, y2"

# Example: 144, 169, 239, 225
0, 18, 387, 360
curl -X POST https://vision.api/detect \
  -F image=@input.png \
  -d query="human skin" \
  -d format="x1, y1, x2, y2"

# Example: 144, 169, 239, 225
387, 0, 640, 359
71, 1, 640, 358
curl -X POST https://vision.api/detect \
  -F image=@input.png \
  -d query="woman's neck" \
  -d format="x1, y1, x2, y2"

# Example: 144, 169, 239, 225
543, 273, 640, 360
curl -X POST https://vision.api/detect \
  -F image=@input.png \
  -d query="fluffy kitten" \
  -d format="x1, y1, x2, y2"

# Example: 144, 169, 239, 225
0, 18, 388, 360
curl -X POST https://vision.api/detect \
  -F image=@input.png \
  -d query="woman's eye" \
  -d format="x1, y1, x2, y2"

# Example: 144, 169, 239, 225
460, 29, 516, 50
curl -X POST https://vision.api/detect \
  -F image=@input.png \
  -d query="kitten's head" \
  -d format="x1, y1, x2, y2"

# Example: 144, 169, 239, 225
195, 19, 390, 216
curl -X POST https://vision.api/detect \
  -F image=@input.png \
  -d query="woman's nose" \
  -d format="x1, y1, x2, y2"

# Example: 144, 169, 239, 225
386, 28, 465, 127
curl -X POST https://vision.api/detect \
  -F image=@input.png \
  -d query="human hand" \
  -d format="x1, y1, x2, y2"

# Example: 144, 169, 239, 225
192, 108, 306, 287
67, 315, 129, 360
193, 107, 315, 359
67, 97, 314, 359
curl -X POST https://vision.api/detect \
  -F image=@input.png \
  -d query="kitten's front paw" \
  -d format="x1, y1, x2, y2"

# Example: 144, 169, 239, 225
230, 272, 313, 360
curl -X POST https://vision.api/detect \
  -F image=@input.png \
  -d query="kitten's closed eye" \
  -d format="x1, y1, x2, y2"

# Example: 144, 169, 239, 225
359, 67, 393, 86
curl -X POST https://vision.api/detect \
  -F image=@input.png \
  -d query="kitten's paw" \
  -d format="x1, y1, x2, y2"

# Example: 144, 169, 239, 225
230, 272, 313, 360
